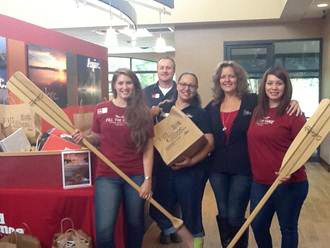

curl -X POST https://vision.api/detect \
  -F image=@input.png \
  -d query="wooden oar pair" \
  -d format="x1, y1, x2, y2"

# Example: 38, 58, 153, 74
228, 98, 330, 248
7, 71, 194, 247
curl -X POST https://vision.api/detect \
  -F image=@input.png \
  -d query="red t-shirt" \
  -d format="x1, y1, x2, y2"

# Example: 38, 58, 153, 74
92, 101, 145, 177
247, 107, 307, 184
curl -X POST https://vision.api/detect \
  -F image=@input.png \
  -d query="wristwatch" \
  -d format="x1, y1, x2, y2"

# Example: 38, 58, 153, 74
144, 176, 151, 180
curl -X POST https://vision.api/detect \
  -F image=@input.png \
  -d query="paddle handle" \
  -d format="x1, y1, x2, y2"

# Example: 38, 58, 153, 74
82, 138, 183, 229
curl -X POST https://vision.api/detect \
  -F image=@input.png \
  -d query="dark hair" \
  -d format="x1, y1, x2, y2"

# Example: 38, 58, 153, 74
254, 66, 292, 120
157, 56, 176, 71
177, 72, 201, 107
111, 68, 152, 152
212, 61, 249, 104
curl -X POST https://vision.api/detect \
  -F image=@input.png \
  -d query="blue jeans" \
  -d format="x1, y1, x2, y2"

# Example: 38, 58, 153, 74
150, 162, 207, 237
150, 160, 177, 235
174, 165, 207, 237
250, 180, 308, 248
209, 172, 251, 226
94, 175, 145, 248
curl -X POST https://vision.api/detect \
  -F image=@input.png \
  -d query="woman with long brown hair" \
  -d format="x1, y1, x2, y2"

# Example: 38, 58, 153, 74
73, 68, 154, 248
247, 67, 308, 248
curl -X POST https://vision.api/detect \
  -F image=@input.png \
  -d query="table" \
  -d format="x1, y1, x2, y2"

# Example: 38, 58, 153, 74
0, 187, 95, 247
0, 152, 125, 248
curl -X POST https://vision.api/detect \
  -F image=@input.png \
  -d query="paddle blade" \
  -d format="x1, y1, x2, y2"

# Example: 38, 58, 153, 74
7, 71, 74, 132
280, 99, 330, 175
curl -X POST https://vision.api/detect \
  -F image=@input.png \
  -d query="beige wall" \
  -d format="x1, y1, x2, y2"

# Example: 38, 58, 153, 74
174, 19, 324, 106
322, 15, 330, 99
134, 0, 286, 25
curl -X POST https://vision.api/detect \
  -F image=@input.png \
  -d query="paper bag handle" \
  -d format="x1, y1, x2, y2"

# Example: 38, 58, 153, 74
21, 222, 32, 234
60, 218, 75, 233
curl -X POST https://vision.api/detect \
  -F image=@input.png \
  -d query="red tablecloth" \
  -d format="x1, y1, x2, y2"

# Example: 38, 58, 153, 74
0, 187, 95, 247
0, 153, 125, 248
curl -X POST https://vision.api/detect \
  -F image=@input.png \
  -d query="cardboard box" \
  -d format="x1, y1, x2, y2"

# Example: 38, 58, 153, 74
153, 106, 207, 165
0, 103, 41, 144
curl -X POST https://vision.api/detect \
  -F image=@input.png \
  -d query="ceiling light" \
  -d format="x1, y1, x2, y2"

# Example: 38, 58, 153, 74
154, 35, 167, 53
105, 27, 118, 47
317, 3, 329, 8
154, 36, 175, 53
155, 35, 166, 47
154, 34, 175, 53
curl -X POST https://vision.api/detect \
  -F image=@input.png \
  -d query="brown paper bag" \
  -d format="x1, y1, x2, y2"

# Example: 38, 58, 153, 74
153, 106, 207, 165
0, 104, 40, 144
0, 242, 16, 248
0, 235, 16, 248
52, 218, 92, 248
0, 231, 41, 248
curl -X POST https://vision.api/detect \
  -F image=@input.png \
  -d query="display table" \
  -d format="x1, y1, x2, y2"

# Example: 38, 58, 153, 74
0, 187, 95, 247
0, 152, 125, 248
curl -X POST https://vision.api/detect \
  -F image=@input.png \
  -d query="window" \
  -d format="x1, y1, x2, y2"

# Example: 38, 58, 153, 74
224, 39, 321, 117
108, 57, 157, 97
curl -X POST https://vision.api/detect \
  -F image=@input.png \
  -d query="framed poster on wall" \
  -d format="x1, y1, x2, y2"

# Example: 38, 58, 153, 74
0, 36, 7, 104
77, 55, 102, 105
28, 44, 68, 107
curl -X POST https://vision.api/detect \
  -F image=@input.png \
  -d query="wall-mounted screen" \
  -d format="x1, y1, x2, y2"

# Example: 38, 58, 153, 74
28, 44, 67, 107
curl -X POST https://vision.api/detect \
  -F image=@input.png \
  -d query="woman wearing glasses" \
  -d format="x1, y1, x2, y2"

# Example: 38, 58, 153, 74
153, 72, 214, 247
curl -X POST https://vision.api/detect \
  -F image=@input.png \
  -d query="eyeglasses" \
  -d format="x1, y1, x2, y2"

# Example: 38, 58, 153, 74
178, 82, 197, 90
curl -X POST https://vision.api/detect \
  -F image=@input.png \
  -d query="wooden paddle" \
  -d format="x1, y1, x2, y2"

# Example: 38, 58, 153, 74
227, 98, 330, 248
7, 71, 194, 247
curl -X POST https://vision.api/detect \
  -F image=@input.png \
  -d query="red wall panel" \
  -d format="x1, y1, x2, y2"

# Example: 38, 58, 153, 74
0, 14, 107, 61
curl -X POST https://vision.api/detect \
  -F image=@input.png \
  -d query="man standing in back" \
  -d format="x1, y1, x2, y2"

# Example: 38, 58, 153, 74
144, 57, 177, 110
143, 57, 181, 244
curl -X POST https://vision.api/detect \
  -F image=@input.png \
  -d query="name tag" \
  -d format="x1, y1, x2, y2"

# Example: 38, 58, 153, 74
243, 109, 252, 116
152, 93, 160, 99
97, 107, 108, 114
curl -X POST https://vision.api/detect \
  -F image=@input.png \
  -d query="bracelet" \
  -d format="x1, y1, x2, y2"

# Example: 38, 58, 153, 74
144, 176, 151, 180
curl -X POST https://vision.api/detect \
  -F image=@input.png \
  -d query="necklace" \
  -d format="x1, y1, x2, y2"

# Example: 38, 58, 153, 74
221, 110, 239, 132
221, 111, 232, 131
220, 97, 241, 132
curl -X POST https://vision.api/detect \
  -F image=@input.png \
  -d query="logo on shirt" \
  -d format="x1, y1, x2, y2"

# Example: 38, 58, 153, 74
256, 116, 275, 126
105, 114, 126, 126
